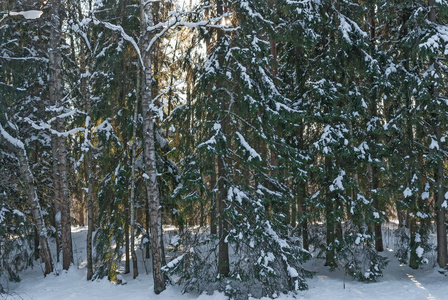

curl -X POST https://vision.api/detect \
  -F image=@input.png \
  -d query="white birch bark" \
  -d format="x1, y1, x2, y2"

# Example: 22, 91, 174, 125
0, 125, 53, 275
140, 0, 165, 293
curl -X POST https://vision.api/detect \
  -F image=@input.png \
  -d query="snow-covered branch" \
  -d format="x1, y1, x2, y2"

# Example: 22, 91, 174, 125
92, 17, 145, 69
24, 117, 85, 137
0, 123, 25, 150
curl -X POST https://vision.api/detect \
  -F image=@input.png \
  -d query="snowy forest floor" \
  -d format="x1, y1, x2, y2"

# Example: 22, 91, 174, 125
2, 225, 448, 300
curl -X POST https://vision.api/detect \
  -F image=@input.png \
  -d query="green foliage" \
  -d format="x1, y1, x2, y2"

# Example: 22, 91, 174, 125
0, 153, 35, 292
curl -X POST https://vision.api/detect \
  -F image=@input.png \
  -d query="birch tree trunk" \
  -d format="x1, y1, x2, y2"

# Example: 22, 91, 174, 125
79, 22, 95, 280
0, 126, 53, 276
140, 0, 165, 293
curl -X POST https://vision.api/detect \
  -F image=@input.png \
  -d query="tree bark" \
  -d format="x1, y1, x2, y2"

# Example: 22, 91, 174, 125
435, 157, 447, 267
215, 0, 230, 278
409, 217, 419, 269
428, 0, 447, 269
145, 196, 150, 259
367, 6, 383, 252
86, 143, 94, 280
140, 0, 165, 293
298, 182, 309, 251
325, 157, 336, 268
78, 10, 95, 278
217, 154, 230, 276
129, 61, 140, 279
210, 155, 217, 235
125, 209, 130, 274
0, 126, 53, 275
49, 0, 73, 271
34, 226, 40, 261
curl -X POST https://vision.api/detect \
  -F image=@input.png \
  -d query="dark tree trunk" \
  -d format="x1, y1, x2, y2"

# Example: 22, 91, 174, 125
409, 218, 419, 269
130, 61, 140, 279
49, 0, 72, 271
435, 162, 447, 267
427, 0, 447, 269
217, 155, 230, 276
125, 210, 130, 274
372, 166, 384, 252
34, 226, 40, 261
210, 156, 217, 235
325, 158, 336, 268
215, 0, 230, 278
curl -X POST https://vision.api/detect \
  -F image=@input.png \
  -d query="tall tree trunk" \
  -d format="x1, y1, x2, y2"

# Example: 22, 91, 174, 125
121, 0, 131, 275
0, 126, 53, 275
367, 6, 383, 252
86, 137, 94, 280
86, 148, 94, 280
298, 123, 308, 250
78, 8, 95, 278
129, 62, 140, 279
51, 127, 61, 264
325, 157, 336, 268
204, 6, 217, 236
427, 0, 448, 268
49, 0, 73, 271
140, 0, 165, 293
216, 0, 230, 278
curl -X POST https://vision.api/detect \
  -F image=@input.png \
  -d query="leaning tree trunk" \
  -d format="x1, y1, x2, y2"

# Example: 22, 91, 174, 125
140, 0, 165, 293
0, 126, 53, 275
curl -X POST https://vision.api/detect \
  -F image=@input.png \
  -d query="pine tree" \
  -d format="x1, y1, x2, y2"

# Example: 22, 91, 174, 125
167, 0, 313, 297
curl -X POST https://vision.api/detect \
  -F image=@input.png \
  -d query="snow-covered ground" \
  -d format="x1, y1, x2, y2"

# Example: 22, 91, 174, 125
2, 226, 447, 300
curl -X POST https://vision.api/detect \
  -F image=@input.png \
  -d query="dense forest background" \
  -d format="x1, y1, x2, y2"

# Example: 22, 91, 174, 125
1, 0, 448, 298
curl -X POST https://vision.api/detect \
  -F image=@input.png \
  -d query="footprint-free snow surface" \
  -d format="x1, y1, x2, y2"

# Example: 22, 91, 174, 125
2, 226, 447, 300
